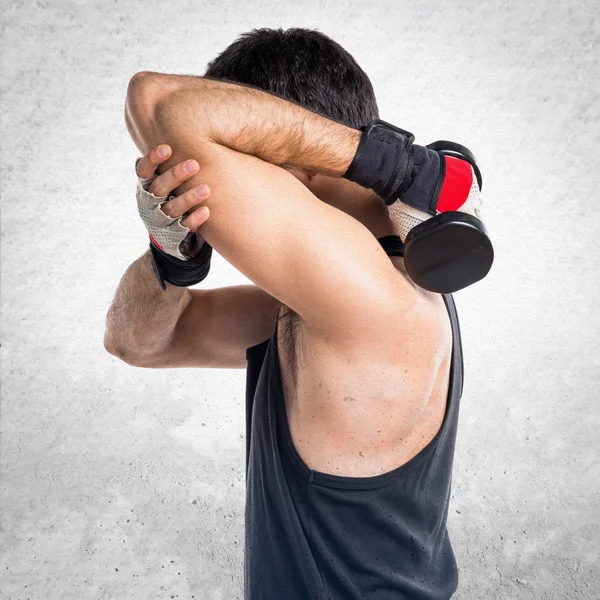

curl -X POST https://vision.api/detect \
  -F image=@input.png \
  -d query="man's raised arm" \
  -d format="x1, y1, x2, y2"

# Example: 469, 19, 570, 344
124, 72, 423, 357
125, 72, 359, 178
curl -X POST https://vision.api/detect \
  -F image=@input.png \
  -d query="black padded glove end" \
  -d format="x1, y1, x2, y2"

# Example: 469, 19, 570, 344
342, 119, 415, 204
149, 239, 213, 290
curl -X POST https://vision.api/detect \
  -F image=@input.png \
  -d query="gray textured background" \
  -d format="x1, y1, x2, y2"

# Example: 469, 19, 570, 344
1, 0, 599, 598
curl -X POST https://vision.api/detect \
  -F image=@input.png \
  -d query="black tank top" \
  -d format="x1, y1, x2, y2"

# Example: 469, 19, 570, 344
244, 235, 464, 600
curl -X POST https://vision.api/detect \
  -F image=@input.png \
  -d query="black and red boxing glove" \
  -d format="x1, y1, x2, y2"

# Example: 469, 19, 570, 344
343, 119, 493, 294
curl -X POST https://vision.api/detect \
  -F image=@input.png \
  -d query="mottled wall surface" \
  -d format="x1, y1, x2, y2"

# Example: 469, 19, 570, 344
1, 0, 598, 598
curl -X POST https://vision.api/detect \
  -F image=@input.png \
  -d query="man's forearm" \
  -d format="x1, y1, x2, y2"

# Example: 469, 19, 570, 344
128, 72, 361, 177
104, 250, 190, 363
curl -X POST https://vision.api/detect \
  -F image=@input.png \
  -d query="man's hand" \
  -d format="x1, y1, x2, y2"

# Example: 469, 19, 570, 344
136, 143, 211, 234
135, 142, 216, 291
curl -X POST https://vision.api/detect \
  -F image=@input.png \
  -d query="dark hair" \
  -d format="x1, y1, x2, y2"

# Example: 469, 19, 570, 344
204, 28, 378, 378
204, 27, 379, 130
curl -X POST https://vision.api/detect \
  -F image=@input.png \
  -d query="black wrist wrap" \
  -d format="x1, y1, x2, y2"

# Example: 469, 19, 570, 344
343, 120, 415, 205
343, 119, 442, 214
149, 239, 213, 291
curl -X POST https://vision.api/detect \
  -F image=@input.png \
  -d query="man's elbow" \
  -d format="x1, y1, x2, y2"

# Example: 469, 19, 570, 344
127, 70, 153, 94
125, 72, 152, 151
127, 71, 164, 105
103, 338, 151, 368
128, 71, 182, 112
124, 71, 174, 151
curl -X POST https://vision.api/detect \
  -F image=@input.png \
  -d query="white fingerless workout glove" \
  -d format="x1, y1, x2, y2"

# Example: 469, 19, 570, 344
135, 157, 213, 290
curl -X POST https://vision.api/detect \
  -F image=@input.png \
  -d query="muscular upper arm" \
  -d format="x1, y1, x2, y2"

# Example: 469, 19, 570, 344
140, 285, 282, 369
126, 78, 418, 360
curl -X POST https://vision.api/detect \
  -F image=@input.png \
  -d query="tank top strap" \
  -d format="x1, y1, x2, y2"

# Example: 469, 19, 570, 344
443, 293, 465, 399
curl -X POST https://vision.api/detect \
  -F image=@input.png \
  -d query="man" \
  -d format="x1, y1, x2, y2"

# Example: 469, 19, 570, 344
104, 28, 467, 599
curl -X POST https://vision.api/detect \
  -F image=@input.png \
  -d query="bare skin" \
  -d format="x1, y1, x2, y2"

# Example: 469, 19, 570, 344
133, 143, 452, 477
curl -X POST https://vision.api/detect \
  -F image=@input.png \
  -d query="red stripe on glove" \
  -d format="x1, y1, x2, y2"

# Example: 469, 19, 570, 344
149, 233, 165, 252
436, 155, 473, 213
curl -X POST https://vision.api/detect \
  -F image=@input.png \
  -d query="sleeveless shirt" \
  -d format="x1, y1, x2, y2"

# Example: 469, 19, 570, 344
244, 235, 464, 599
